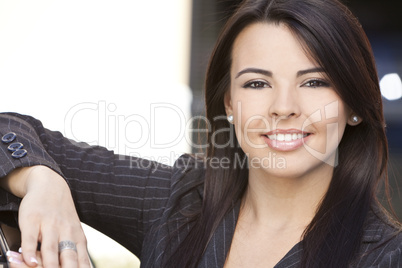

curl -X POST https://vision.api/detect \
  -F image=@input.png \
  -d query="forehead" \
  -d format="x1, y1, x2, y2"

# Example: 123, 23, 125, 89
231, 22, 316, 72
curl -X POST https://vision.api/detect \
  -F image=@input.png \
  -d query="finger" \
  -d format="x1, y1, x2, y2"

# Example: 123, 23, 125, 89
6, 251, 42, 268
59, 225, 91, 268
59, 246, 79, 268
38, 229, 60, 268
7, 251, 24, 266
19, 222, 40, 267
76, 242, 92, 268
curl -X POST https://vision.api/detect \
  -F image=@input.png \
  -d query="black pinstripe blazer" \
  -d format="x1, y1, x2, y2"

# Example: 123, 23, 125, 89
0, 113, 401, 267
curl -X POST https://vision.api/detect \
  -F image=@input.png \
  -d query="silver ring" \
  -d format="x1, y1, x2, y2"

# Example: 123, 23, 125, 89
58, 240, 77, 253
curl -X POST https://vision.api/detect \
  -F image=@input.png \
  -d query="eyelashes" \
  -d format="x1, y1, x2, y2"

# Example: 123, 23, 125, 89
242, 79, 331, 89
302, 79, 331, 88
242, 80, 270, 89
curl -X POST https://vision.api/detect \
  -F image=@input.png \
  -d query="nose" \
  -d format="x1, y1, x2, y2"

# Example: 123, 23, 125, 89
268, 86, 301, 119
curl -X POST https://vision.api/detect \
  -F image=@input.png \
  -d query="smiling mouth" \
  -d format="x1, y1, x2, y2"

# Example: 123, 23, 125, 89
266, 133, 310, 141
264, 129, 312, 140
262, 129, 312, 151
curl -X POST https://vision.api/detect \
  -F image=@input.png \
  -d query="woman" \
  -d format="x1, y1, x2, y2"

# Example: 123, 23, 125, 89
0, 0, 401, 267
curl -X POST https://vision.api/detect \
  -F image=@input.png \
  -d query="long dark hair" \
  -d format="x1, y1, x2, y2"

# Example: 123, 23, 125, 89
167, 0, 390, 267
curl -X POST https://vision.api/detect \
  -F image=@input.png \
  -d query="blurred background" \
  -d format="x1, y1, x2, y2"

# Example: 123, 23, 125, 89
0, 0, 401, 267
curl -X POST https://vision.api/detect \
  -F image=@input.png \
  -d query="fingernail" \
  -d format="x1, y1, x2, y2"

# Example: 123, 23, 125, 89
30, 257, 38, 264
6, 251, 20, 258
8, 257, 23, 264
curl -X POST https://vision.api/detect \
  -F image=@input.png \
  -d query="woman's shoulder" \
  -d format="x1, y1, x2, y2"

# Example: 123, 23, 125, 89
169, 153, 207, 195
354, 205, 402, 267
171, 153, 207, 176
365, 205, 401, 233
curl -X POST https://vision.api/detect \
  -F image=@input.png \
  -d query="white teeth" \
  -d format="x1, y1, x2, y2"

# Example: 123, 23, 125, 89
267, 133, 308, 141
268, 134, 276, 140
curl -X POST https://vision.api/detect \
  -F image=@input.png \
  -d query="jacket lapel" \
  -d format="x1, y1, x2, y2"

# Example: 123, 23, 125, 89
198, 202, 241, 267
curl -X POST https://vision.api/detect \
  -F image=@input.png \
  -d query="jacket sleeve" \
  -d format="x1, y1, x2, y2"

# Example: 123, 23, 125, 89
0, 112, 174, 257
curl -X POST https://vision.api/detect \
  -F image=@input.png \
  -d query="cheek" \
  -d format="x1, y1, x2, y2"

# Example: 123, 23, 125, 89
323, 100, 349, 134
304, 100, 349, 153
230, 97, 269, 148
303, 97, 348, 128
230, 91, 270, 124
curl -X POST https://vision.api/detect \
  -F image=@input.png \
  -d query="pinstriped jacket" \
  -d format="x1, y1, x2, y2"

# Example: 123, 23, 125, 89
0, 113, 401, 267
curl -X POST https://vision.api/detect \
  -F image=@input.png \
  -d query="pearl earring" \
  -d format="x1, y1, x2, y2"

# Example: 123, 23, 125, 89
227, 115, 234, 124
351, 115, 359, 123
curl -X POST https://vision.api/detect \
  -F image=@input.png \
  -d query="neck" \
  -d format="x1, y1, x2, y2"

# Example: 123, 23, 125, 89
241, 164, 333, 231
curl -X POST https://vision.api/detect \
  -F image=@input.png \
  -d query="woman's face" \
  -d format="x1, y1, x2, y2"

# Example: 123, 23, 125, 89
225, 22, 356, 180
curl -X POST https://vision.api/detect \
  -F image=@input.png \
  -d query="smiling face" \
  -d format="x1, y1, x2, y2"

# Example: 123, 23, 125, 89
225, 22, 357, 180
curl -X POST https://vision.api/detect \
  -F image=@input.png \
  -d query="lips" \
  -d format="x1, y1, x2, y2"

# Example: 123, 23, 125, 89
263, 129, 311, 151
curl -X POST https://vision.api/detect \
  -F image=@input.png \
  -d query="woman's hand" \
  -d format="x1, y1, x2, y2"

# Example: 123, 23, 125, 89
1, 166, 91, 268
7, 250, 45, 268
6, 250, 94, 268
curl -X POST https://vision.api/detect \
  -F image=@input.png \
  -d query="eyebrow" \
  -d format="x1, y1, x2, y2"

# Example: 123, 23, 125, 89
235, 67, 326, 79
296, 67, 326, 77
235, 68, 272, 79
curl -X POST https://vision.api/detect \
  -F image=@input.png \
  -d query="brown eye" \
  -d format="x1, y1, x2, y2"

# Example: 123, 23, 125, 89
304, 79, 330, 88
243, 80, 270, 89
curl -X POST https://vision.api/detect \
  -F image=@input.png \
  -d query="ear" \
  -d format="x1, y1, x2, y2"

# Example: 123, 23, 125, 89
347, 113, 361, 126
224, 91, 233, 116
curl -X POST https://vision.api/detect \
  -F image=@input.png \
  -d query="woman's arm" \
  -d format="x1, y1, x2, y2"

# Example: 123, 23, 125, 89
0, 112, 175, 265
1, 166, 90, 267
